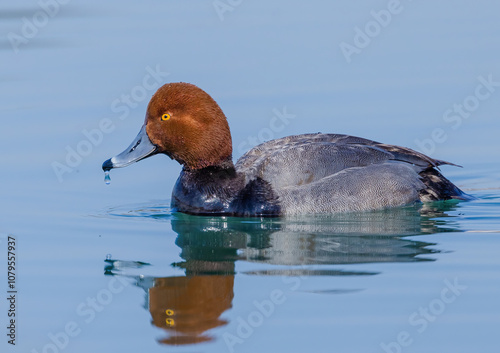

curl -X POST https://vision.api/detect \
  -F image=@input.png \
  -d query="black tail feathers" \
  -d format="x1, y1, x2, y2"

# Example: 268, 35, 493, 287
419, 168, 474, 202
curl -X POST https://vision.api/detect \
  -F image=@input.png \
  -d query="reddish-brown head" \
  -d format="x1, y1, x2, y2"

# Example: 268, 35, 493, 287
145, 83, 233, 170
102, 83, 233, 172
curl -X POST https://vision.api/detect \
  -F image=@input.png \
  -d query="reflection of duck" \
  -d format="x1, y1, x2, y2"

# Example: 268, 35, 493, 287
172, 204, 461, 267
105, 202, 461, 345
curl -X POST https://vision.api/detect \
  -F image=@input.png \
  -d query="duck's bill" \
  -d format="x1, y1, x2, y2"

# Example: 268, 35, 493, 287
102, 125, 157, 171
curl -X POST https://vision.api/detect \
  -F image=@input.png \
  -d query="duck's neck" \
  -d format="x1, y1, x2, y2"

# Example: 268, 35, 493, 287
182, 155, 235, 172
182, 163, 238, 183
171, 161, 244, 215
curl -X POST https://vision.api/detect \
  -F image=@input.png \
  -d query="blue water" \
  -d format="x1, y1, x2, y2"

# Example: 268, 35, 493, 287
1, 1, 500, 352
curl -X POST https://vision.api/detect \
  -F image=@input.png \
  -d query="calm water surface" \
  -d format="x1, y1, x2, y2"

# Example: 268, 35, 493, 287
1, 1, 499, 352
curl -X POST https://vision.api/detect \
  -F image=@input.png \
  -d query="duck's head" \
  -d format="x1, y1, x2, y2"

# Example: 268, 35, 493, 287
102, 83, 233, 172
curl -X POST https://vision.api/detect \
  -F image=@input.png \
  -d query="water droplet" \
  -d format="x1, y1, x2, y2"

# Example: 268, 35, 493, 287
104, 171, 111, 185
105, 254, 112, 260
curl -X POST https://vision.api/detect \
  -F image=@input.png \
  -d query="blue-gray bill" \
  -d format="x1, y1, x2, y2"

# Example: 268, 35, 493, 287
102, 125, 157, 171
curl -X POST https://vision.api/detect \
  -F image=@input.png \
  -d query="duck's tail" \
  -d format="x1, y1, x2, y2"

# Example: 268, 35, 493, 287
418, 168, 474, 202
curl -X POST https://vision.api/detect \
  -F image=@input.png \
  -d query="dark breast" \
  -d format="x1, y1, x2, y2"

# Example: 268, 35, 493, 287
228, 177, 281, 217
171, 166, 282, 217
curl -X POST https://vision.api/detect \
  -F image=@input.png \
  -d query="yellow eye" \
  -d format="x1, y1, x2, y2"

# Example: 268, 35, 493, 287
161, 113, 171, 121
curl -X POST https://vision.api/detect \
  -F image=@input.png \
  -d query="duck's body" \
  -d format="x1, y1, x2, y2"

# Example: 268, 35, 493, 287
103, 83, 470, 217
172, 133, 467, 216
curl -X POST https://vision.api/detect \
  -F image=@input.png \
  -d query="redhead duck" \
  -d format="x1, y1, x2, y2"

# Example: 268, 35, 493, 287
102, 82, 470, 216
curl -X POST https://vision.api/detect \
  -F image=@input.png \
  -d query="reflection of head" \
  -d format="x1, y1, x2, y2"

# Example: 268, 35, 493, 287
149, 275, 234, 345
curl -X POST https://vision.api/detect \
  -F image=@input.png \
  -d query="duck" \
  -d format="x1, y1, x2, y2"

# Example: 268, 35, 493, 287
102, 82, 471, 217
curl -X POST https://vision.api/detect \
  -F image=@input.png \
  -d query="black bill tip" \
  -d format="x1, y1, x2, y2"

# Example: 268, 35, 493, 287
102, 158, 114, 172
